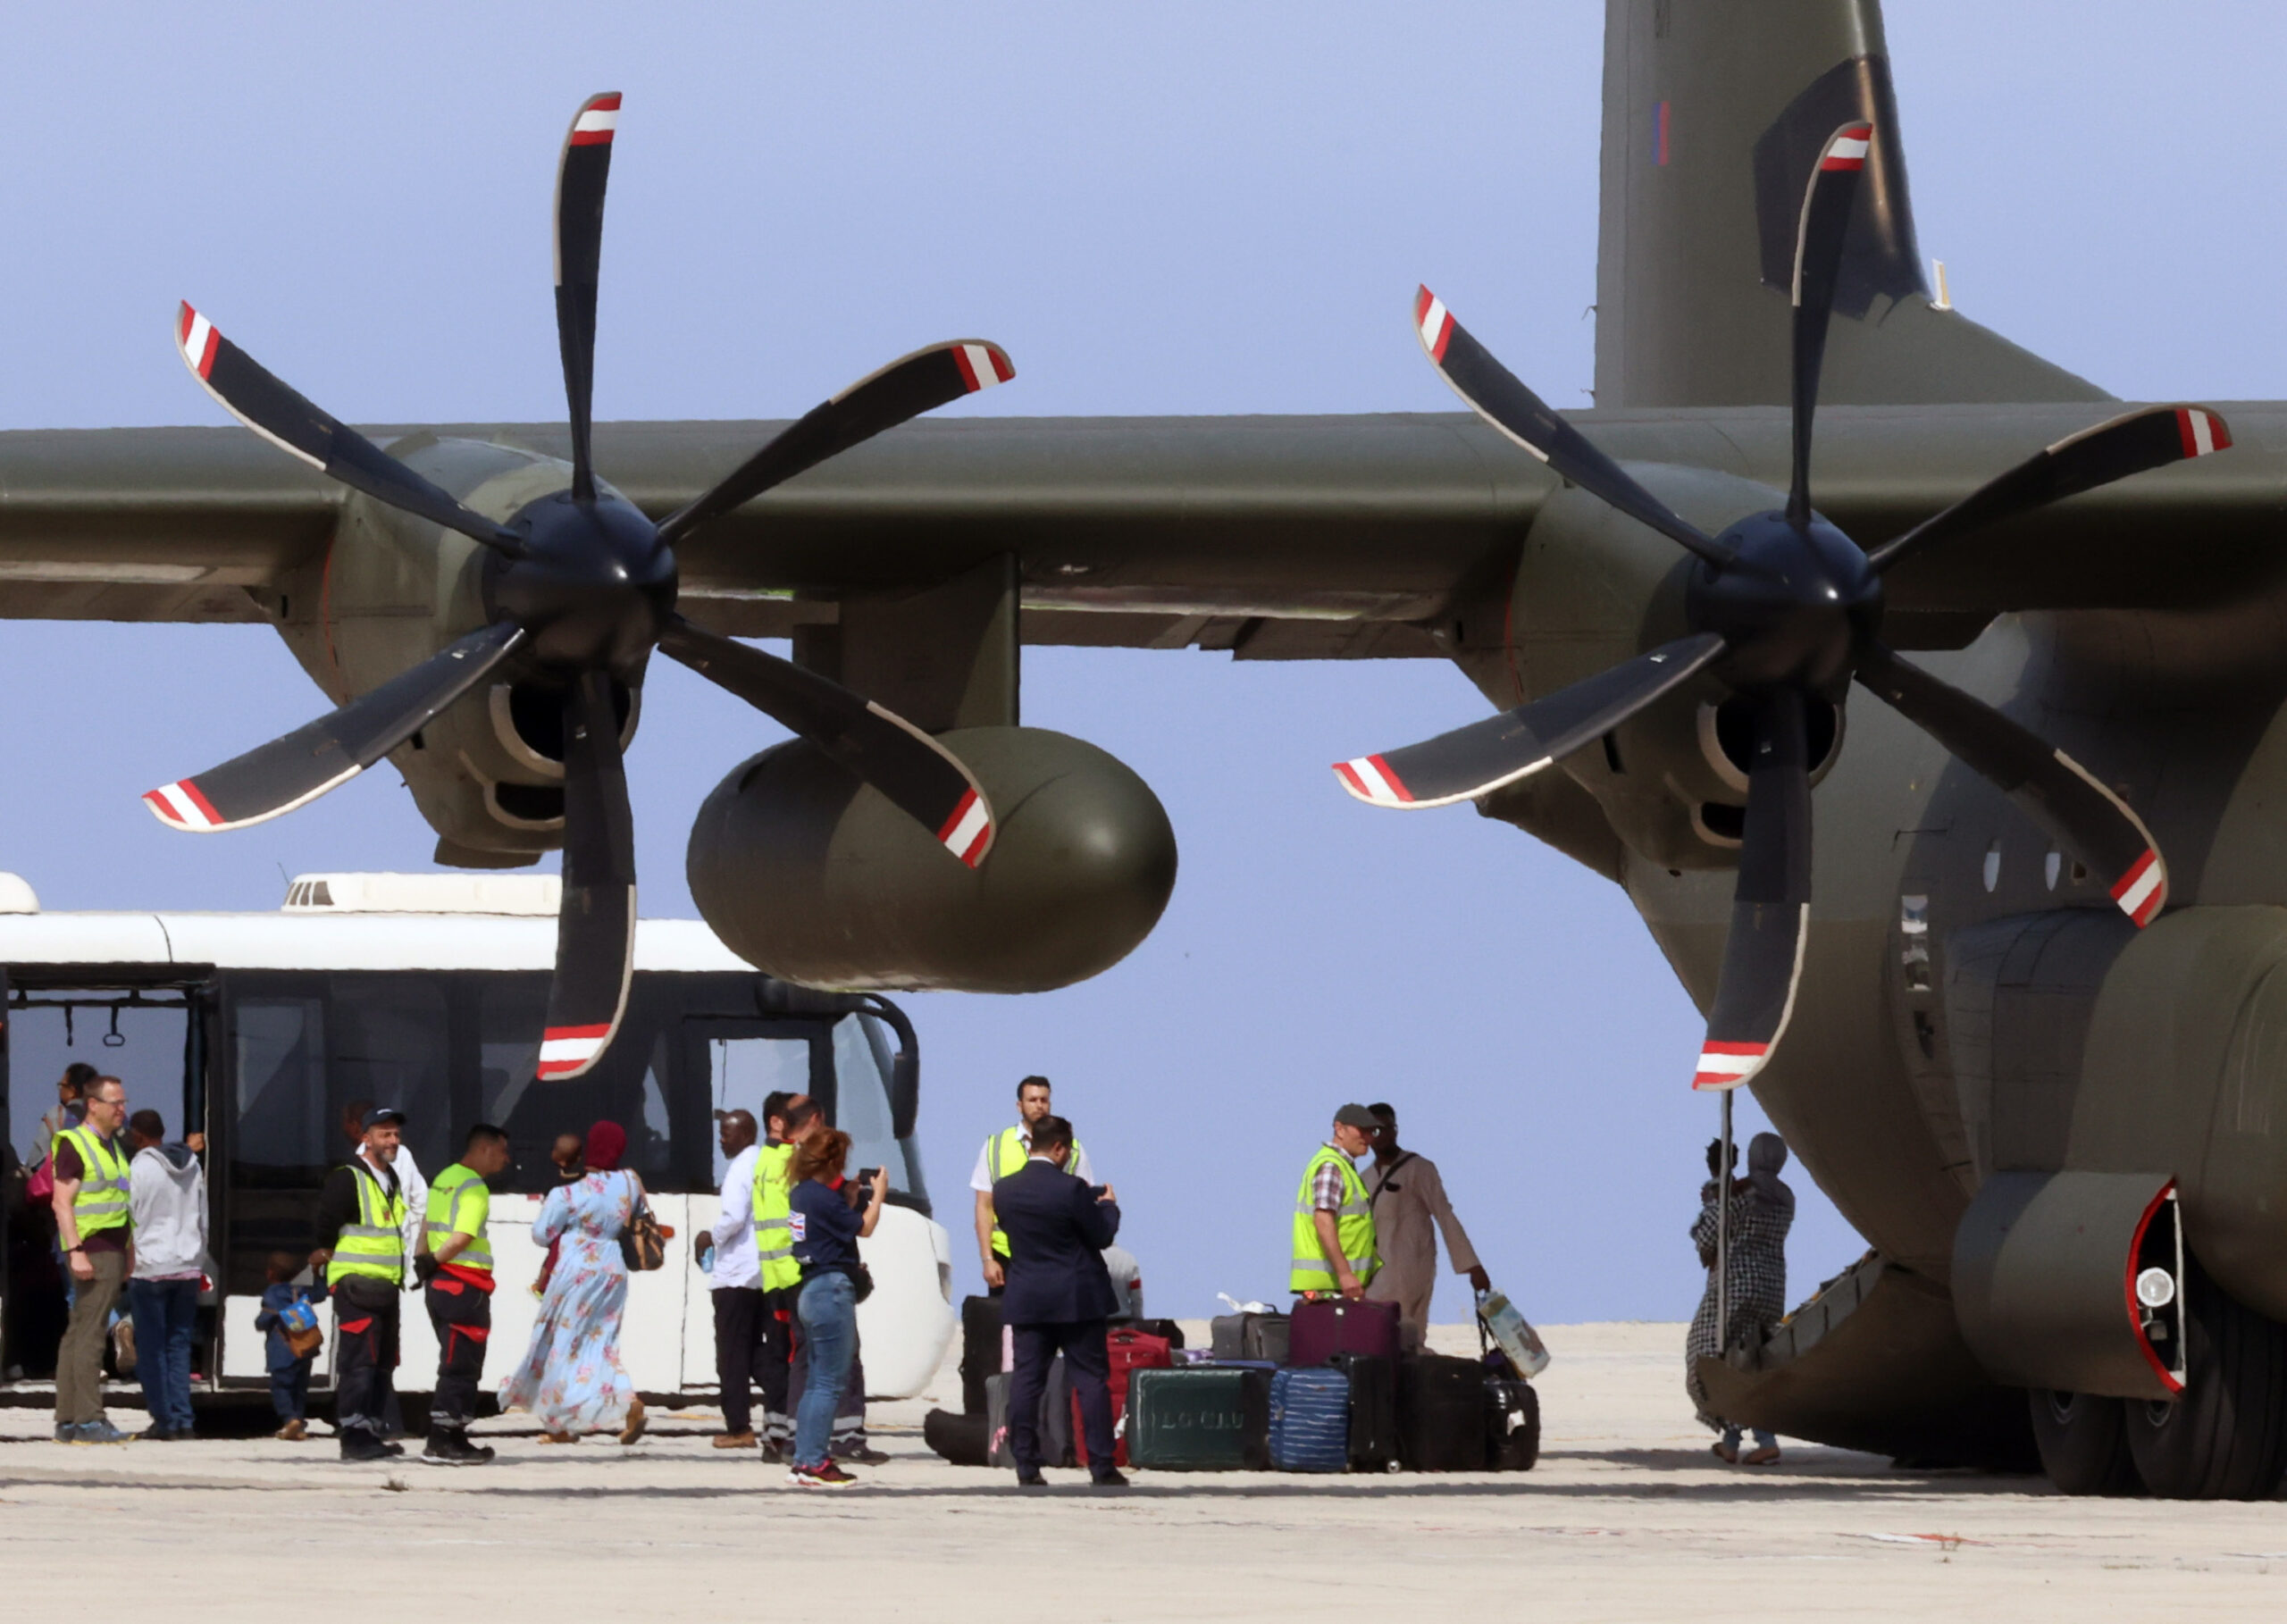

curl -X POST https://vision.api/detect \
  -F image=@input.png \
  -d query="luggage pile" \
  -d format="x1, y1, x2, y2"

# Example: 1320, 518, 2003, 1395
925, 1291, 1543, 1476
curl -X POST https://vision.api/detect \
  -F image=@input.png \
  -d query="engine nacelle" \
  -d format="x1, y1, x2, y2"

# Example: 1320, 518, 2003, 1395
687, 725, 1177, 992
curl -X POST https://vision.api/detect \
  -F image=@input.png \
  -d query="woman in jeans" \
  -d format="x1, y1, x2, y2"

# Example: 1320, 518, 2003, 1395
786, 1128, 887, 1488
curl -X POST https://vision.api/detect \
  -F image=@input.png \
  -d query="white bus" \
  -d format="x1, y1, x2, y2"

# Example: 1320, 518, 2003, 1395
0, 873, 956, 1413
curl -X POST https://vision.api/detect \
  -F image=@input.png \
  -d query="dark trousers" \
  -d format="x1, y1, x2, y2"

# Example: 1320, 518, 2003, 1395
758, 1289, 793, 1443
271, 1363, 312, 1421
1009, 1318, 1114, 1478
128, 1277, 200, 1432
788, 1317, 867, 1448
331, 1277, 400, 1441
424, 1277, 491, 1429
712, 1286, 766, 1435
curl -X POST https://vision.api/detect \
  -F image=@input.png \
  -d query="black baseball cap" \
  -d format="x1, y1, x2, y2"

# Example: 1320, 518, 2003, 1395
361, 1106, 406, 1131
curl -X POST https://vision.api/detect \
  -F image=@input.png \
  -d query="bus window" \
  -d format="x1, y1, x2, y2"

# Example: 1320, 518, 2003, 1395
233, 998, 328, 1172
329, 976, 452, 1177
705, 1034, 811, 1185
481, 979, 699, 1194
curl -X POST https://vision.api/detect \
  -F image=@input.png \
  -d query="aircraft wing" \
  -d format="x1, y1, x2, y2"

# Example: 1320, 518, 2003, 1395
0, 403, 2277, 652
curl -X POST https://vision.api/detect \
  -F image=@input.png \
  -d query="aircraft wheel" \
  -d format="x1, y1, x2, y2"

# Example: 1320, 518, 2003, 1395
2123, 1260, 2287, 1500
2026, 1390, 2140, 1495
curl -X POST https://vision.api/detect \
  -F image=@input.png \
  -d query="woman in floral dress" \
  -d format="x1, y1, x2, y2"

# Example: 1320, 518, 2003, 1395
501, 1120, 649, 1444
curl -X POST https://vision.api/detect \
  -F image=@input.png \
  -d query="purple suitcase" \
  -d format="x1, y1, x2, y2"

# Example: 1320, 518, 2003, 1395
1288, 1297, 1401, 1366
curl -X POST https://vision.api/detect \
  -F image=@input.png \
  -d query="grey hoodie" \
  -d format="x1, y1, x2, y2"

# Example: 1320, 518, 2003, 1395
130, 1143, 208, 1280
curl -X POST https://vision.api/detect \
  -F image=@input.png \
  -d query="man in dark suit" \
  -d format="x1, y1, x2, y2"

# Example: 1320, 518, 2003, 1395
994, 1114, 1126, 1487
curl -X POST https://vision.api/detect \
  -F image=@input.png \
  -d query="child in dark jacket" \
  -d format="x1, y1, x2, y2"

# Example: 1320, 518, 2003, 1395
254, 1251, 328, 1441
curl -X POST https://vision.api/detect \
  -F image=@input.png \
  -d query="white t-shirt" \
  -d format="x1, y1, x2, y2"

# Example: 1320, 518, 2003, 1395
969, 1125, 1094, 1193
391, 1144, 427, 1260
708, 1143, 763, 1290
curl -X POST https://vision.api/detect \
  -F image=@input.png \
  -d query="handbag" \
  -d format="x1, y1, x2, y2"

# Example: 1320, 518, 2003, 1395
618, 1177, 668, 1272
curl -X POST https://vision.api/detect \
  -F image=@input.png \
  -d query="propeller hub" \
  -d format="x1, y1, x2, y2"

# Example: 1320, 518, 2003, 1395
1691, 510, 1881, 696
489, 490, 678, 674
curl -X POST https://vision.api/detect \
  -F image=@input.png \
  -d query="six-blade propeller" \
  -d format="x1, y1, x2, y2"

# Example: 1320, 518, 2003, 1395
1339, 120, 2224, 1094
150, 91, 1012, 1081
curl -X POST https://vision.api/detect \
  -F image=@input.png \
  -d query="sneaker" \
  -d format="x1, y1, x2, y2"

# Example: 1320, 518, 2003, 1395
54, 1422, 84, 1445
714, 1430, 757, 1450
275, 1419, 308, 1442
840, 1444, 891, 1467
789, 1461, 859, 1488
340, 1432, 392, 1463
420, 1429, 496, 1467
78, 1419, 131, 1445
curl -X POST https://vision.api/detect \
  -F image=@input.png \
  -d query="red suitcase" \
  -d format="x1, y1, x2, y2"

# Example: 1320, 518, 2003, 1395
1074, 1324, 1172, 1469
1289, 1297, 1402, 1366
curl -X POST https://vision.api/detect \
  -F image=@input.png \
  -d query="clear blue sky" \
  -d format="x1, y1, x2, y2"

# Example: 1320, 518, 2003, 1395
2, 2, 2274, 1324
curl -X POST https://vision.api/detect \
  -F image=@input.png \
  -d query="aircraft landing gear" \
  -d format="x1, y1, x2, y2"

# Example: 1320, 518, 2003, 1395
2121, 1260, 2287, 1500
2026, 1390, 2139, 1496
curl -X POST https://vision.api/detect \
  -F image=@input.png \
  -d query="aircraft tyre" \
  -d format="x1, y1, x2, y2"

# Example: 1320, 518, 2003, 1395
2122, 1261, 2287, 1500
2025, 1390, 2140, 1496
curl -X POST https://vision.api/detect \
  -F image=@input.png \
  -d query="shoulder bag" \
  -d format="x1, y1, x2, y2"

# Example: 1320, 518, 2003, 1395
618, 1174, 669, 1272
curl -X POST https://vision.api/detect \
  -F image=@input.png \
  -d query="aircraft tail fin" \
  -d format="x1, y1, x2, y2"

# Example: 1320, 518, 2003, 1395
1594, 0, 2109, 408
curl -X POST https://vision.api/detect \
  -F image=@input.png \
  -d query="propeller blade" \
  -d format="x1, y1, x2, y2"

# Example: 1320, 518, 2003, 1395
554, 91, 620, 502
1787, 121, 1872, 527
658, 616, 995, 866
174, 303, 522, 555
1334, 632, 1728, 810
539, 671, 638, 1083
142, 621, 525, 832
654, 339, 1016, 548
1864, 405, 2233, 575
1855, 641, 2166, 927
1692, 689, 1814, 1092
1411, 286, 1730, 567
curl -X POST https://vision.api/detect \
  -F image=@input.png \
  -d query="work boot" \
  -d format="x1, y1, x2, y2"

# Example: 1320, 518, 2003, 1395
340, 1430, 392, 1463
421, 1427, 495, 1467
760, 1441, 785, 1465
276, 1419, 308, 1442
714, 1429, 757, 1450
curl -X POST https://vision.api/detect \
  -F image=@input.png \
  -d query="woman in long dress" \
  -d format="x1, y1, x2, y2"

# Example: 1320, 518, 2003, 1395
1685, 1131, 1794, 1464
501, 1120, 649, 1444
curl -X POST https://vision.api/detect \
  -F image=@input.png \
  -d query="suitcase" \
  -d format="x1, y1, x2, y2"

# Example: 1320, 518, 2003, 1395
984, 1358, 1075, 1469
1126, 1366, 1271, 1470
1328, 1350, 1397, 1472
1396, 1353, 1491, 1471
1289, 1297, 1401, 1366
1268, 1366, 1352, 1472
924, 1407, 992, 1467
1485, 1373, 1540, 1471
959, 1294, 1003, 1415
1075, 1325, 1176, 1469
1210, 1310, 1289, 1363
1122, 1317, 1187, 1350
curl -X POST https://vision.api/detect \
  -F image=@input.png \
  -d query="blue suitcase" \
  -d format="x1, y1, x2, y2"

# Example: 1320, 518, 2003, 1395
1269, 1366, 1352, 1472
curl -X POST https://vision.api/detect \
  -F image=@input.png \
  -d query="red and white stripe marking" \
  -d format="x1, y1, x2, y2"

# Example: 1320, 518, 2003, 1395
537, 1024, 612, 1079
1414, 287, 1454, 364
2111, 848, 2166, 927
1820, 122, 1872, 171
936, 789, 993, 867
176, 303, 220, 381
1333, 754, 1414, 808
571, 93, 621, 146
2176, 406, 2230, 457
1691, 1041, 1766, 1092
951, 342, 1014, 393
143, 778, 225, 832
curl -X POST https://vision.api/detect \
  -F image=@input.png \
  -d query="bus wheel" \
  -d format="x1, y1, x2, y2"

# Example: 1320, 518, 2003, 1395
2123, 1262, 2287, 1500
2026, 1390, 2139, 1495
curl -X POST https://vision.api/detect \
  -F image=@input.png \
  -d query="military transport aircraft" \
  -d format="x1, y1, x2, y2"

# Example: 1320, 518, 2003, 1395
4, 0, 2285, 1500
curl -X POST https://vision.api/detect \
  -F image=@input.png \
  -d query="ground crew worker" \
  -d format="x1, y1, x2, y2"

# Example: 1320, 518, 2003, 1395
1363, 1102, 1488, 1350
1290, 1104, 1381, 1302
420, 1122, 511, 1467
749, 1092, 808, 1459
311, 1105, 411, 1463
49, 1074, 134, 1445
972, 1076, 1094, 1293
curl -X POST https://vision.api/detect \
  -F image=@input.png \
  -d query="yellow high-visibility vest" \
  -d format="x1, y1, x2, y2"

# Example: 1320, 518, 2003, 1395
751, 1143, 800, 1293
329, 1161, 408, 1287
424, 1163, 493, 1274
985, 1126, 1089, 1258
56, 1126, 131, 1240
1289, 1145, 1378, 1294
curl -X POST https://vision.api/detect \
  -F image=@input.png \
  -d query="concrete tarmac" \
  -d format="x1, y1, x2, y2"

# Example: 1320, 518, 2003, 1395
4, 1321, 2283, 1620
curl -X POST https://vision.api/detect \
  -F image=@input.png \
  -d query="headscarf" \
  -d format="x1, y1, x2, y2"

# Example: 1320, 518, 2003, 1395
584, 1119, 628, 1173
1746, 1132, 1796, 1218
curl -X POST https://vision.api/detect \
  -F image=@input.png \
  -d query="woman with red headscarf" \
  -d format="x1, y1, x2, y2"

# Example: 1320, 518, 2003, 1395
501, 1120, 649, 1444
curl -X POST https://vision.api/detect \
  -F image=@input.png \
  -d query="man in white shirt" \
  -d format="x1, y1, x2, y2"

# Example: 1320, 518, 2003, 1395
700, 1109, 765, 1449
971, 1076, 1094, 1293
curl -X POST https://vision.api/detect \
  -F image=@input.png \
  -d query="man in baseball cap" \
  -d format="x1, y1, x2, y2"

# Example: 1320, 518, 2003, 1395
1289, 1105, 1385, 1302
